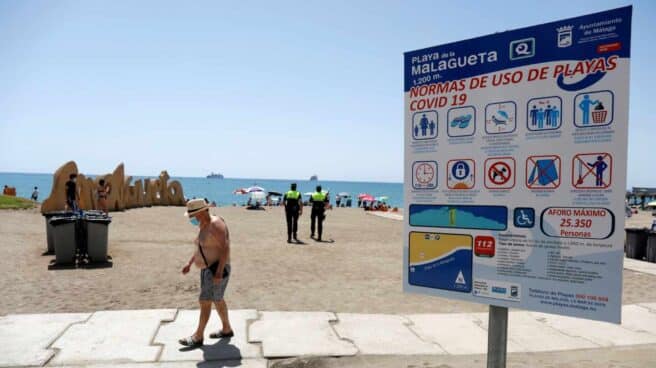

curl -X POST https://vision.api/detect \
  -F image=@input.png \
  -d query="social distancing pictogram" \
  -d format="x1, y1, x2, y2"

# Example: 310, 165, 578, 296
484, 157, 515, 189
572, 152, 612, 189
526, 155, 561, 189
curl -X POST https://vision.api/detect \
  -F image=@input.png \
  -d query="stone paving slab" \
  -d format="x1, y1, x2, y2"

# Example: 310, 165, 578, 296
248, 312, 357, 358
529, 310, 656, 347
623, 258, 656, 276
504, 312, 602, 352
0, 313, 90, 368
620, 304, 656, 335
51, 309, 176, 365
155, 309, 260, 361
405, 313, 491, 355
638, 302, 656, 313
56, 360, 268, 368
333, 313, 443, 355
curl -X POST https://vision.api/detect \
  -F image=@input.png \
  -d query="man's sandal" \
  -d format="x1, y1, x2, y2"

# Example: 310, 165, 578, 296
178, 335, 203, 347
210, 330, 234, 338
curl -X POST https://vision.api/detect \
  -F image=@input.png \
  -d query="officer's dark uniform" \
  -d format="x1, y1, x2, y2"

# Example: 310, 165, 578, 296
310, 188, 328, 241
283, 187, 302, 242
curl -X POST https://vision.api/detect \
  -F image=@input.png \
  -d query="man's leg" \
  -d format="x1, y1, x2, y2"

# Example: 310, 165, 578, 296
310, 210, 316, 237
285, 210, 293, 241
193, 300, 212, 340
317, 211, 324, 240
292, 212, 299, 240
214, 300, 233, 334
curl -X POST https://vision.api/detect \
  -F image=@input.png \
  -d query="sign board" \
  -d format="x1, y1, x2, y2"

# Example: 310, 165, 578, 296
403, 7, 631, 323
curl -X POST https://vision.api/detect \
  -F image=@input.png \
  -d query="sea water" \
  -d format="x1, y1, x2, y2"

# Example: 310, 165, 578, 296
0, 172, 403, 208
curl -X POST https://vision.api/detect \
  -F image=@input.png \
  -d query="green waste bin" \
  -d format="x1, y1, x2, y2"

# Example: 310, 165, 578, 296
85, 216, 111, 262
625, 228, 648, 260
49, 216, 78, 265
646, 231, 656, 263
43, 211, 75, 254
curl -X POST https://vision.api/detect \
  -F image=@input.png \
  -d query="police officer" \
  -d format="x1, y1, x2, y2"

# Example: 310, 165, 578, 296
310, 185, 329, 241
283, 183, 302, 243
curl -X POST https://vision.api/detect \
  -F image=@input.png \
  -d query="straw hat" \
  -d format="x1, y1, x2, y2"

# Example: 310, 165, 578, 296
184, 198, 211, 217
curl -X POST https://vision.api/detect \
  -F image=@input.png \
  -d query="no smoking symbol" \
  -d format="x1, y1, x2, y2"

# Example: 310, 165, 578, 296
484, 157, 515, 189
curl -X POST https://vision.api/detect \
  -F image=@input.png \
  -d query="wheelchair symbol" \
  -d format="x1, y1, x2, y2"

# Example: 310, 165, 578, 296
513, 208, 535, 228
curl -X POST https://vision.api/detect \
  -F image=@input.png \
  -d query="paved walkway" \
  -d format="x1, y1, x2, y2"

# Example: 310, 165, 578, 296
1, 303, 655, 367
366, 211, 403, 221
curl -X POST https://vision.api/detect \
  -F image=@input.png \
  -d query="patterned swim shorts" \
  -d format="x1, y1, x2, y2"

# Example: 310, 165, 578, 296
199, 264, 231, 301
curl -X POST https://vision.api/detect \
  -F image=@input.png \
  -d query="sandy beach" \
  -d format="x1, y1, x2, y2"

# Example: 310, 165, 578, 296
0, 206, 655, 316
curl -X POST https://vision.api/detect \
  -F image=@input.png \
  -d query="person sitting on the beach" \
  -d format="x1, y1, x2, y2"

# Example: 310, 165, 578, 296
65, 174, 80, 211
31, 186, 39, 201
179, 199, 234, 347
96, 179, 111, 214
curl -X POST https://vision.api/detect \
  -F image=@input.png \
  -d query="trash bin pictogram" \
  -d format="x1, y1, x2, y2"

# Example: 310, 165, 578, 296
592, 102, 607, 123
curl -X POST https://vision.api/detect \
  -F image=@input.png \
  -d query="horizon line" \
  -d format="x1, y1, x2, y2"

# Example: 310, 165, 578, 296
0, 171, 403, 185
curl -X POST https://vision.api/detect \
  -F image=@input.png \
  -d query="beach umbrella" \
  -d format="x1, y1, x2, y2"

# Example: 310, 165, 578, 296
233, 188, 248, 195
338, 192, 350, 197
267, 191, 282, 196
376, 196, 389, 202
647, 201, 656, 207
358, 193, 372, 199
360, 195, 375, 202
246, 186, 265, 193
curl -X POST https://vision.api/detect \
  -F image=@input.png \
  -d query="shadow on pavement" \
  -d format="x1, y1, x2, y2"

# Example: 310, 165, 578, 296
179, 337, 243, 367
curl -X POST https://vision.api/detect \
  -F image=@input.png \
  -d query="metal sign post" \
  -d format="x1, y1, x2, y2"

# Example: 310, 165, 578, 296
487, 305, 508, 368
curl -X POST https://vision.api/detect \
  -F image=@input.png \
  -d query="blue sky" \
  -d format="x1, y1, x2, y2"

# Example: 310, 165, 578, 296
0, 0, 653, 185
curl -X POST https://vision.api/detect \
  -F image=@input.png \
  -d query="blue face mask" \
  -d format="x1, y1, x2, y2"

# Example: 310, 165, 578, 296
189, 217, 200, 226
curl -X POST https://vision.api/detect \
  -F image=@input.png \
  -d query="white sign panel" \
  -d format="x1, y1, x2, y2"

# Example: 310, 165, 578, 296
403, 7, 632, 323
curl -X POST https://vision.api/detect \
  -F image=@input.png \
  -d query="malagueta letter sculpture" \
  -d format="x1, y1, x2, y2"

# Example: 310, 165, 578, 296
41, 161, 186, 213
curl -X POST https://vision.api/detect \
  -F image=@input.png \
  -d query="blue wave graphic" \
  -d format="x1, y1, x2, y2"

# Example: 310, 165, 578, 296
557, 71, 606, 91
410, 205, 506, 230
409, 249, 472, 293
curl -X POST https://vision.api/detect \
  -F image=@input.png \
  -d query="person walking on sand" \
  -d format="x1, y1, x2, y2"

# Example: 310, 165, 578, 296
65, 174, 80, 211
179, 199, 234, 347
96, 179, 111, 214
310, 185, 329, 241
283, 183, 302, 243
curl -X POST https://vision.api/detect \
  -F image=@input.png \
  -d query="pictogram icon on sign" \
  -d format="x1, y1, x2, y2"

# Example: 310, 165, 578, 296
412, 161, 438, 190
447, 159, 475, 189
572, 152, 612, 189
474, 235, 496, 257
526, 155, 561, 189
484, 157, 515, 189
513, 207, 535, 228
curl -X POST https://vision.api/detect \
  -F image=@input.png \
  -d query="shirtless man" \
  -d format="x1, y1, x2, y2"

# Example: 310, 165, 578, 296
179, 199, 233, 347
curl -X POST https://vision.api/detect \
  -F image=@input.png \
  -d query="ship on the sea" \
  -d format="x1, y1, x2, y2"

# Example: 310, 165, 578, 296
207, 172, 224, 179
309, 174, 318, 181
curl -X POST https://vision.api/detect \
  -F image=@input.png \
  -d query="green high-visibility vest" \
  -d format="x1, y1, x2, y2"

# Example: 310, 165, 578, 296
286, 190, 301, 199
311, 192, 326, 201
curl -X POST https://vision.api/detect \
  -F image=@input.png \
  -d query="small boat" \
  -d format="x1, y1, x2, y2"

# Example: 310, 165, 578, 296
207, 172, 224, 179
309, 174, 318, 181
